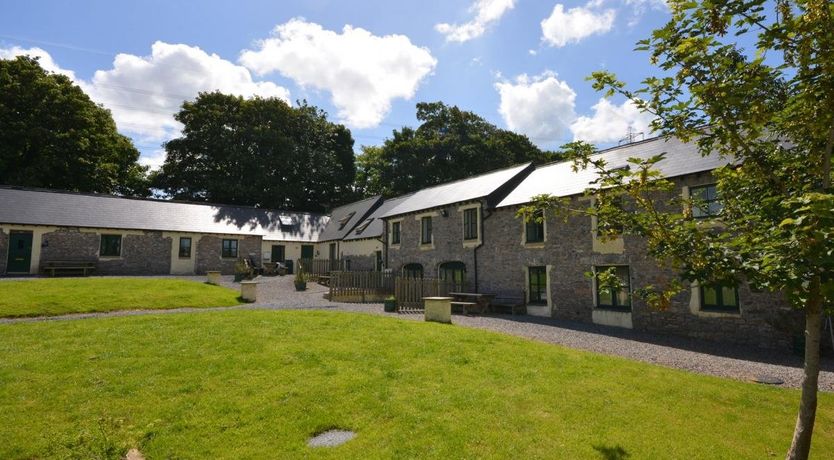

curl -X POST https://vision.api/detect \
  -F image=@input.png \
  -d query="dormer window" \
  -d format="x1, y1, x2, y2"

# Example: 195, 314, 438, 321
354, 218, 373, 235
338, 212, 356, 230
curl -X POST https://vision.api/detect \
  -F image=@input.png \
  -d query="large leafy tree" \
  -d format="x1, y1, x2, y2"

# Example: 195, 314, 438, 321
153, 92, 356, 212
356, 101, 557, 197
0, 56, 148, 195
523, 1, 833, 458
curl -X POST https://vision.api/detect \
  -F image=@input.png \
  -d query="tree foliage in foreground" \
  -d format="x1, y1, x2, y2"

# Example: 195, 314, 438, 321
522, 2, 832, 458
356, 101, 558, 197
152, 93, 356, 212
0, 56, 148, 195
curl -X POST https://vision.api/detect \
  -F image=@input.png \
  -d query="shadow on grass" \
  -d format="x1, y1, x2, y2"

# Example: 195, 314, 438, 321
593, 444, 630, 460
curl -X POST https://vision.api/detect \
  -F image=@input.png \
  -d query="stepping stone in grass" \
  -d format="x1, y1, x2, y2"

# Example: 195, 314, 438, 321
308, 429, 356, 448
752, 375, 785, 385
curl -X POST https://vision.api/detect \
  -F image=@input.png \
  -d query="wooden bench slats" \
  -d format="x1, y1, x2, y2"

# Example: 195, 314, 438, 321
42, 261, 97, 277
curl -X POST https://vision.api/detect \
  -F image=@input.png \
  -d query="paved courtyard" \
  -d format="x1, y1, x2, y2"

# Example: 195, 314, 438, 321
3, 274, 833, 391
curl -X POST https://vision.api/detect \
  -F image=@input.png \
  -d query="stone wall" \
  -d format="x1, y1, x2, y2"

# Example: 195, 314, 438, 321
0, 228, 8, 274
386, 202, 480, 284
344, 254, 376, 271
477, 172, 797, 349
195, 235, 261, 274
40, 228, 172, 275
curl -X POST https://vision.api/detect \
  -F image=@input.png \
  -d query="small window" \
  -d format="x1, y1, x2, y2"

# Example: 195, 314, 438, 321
221, 239, 238, 258
594, 197, 625, 236
463, 208, 479, 240
528, 266, 547, 305
421, 216, 433, 245
355, 218, 374, 235
700, 284, 739, 312
595, 265, 631, 311
403, 263, 423, 278
391, 221, 401, 245
178, 237, 192, 258
100, 234, 122, 257
439, 261, 466, 285
338, 212, 356, 230
329, 242, 338, 261
691, 184, 722, 218
525, 210, 545, 243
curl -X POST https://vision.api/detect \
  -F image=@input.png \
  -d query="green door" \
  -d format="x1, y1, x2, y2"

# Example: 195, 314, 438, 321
301, 244, 314, 259
7, 231, 33, 274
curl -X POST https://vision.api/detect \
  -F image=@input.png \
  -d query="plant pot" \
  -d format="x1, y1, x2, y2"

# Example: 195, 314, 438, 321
294, 281, 307, 291
234, 273, 244, 282
384, 299, 396, 312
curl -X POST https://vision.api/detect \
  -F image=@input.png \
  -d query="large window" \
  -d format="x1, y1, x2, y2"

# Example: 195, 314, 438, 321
595, 265, 631, 310
271, 245, 285, 263
463, 208, 478, 240
421, 216, 433, 245
528, 266, 547, 305
100, 234, 122, 257
178, 237, 192, 258
700, 284, 739, 312
691, 184, 722, 218
439, 261, 466, 285
403, 263, 423, 278
391, 221, 401, 245
221, 239, 238, 258
525, 210, 545, 243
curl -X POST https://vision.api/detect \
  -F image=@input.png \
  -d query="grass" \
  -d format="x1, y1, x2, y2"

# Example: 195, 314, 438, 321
0, 311, 832, 459
0, 278, 242, 317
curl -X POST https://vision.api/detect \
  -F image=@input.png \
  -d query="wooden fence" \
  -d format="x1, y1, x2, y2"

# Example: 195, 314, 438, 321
298, 258, 346, 277
394, 277, 469, 313
329, 271, 394, 303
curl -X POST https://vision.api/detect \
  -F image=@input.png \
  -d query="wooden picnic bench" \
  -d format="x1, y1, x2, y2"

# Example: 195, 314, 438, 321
42, 260, 97, 277
490, 290, 527, 315
449, 292, 495, 315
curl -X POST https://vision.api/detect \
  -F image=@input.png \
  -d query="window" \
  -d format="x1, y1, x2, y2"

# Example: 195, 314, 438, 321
391, 221, 401, 245
528, 266, 547, 305
100, 234, 122, 257
439, 261, 466, 285
595, 265, 631, 310
355, 218, 373, 235
178, 237, 192, 258
463, 208, 479, 240
421, 216, 433, 245
700, 284, 739, 312
594, 197, 625, 236
329, 242, 337, 261
301, 244, 314, 259
402, 263, 423, 278
691, 184, 722, 218
338, 212, 356, 230
221, 239, 238, 258
525, 210, 545, 243
271, 245, 285, 263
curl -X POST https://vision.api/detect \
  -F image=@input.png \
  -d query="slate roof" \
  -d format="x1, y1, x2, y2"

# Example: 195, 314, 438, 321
0, 187, 328, 242
317, 195, 383, 242
343, 194, 412, 241
497, 136, 732, 208
381, 163, 533, 218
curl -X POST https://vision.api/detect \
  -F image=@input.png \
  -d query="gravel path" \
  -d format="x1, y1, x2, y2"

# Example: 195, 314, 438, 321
3, 274, 833, 391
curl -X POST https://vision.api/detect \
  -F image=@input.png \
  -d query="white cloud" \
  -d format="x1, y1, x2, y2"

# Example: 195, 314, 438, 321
495, 71, 577, 143
570, 98, 654, 143
0, 46, 77, 80
540, 4, 616, 47
138, 148, 167, 169
85, 41, 290, 141
435, 0, 516, 43
240, 19, 436, 129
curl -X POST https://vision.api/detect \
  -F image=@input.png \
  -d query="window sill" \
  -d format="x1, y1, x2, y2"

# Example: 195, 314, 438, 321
523, 241, 545, 248
697, 308, 741, 318
178, 256, 192, 259
595, 306, 632, 313
99, 256, 122, 260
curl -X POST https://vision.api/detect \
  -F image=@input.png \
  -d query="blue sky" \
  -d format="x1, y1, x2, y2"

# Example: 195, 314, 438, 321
0, 0, 671, 167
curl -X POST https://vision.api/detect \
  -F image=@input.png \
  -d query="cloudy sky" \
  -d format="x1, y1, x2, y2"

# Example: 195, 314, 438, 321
1, 0, 669, 169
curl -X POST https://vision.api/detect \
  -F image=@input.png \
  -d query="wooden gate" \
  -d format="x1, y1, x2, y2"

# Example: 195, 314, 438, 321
394, 277, 468, 313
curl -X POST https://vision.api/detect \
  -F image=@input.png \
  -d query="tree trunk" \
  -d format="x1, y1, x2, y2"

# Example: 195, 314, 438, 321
786, 279, 823, 460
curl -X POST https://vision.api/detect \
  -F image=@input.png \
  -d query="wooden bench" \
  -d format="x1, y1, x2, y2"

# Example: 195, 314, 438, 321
450, 301, 478, 314
491, 293, 527, 315
42, 260, 97, 277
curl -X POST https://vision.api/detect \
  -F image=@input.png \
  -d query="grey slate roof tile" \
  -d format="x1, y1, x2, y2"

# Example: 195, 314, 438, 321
317, 195, 383, 242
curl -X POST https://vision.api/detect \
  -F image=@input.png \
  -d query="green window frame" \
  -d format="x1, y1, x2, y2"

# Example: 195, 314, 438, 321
525, 210, 545, 243
391, 221, 401, 245
439, 261, 466, 286
463, 208, 479, 240
402, 263, 423, 278
100, 234, 122, 257
700, 284, 740, 312
221, 239, 238, 258
691, 184, 723, 219
528, 266, 547, 305
594, 265, 632, 311
421, 216, 433, 245
178, 237, 192, 258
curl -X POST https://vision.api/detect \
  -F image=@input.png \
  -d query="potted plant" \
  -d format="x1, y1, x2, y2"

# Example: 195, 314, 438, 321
384, 295, 397, 312
294, 267, 307, 291
234, 259, 252, 282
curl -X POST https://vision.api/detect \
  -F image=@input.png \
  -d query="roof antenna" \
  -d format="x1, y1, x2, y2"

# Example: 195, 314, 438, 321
618, 127, 644, 145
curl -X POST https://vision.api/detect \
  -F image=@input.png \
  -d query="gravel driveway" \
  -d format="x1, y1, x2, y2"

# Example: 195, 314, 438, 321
3, 274, 833, 391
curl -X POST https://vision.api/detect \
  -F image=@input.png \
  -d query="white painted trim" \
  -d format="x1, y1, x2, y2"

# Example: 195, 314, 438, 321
388, 218, 403, 249
458, 203, 482, 248
519, 209, 547, 248
688, 281, 743, 318
589, 197, 624, 254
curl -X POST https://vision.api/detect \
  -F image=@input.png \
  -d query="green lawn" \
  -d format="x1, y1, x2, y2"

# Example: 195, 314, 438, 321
0, 311, 831, 459
0, 278, 242, 317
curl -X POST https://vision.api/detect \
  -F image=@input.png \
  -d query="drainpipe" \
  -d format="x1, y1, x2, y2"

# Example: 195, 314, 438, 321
473, 206, 493, 293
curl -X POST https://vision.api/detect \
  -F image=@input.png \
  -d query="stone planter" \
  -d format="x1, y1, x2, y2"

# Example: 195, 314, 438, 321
206, 271, 221, 285
423, 297, 452, 324
241, 280, 258, 303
